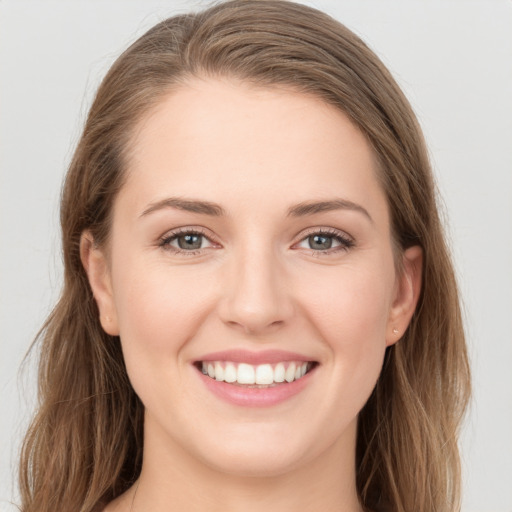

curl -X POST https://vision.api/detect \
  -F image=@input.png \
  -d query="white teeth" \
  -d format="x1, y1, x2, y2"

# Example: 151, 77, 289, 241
274, 362, 285, 383
214, 362, 224, 381
224, 362, 237, 383
237, 363, 255, 384
199, 360, 312, 385
255, 364, 274, 385
285, 362, 296, 383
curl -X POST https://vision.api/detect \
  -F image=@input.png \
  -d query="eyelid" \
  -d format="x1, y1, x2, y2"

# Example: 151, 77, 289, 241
292, 226, 355, 252
158, 226, 221, 253
156, 225, 354, 255
295, 226, 354, 242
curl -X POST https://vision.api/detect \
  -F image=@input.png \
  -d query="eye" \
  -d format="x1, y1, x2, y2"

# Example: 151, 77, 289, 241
295, 229, 354, 253
173, 233, 209, 250
305, 234, 337, 250
159, 228, 217, 254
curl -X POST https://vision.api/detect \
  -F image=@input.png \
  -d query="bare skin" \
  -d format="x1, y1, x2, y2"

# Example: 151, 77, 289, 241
83, 78, 422, 512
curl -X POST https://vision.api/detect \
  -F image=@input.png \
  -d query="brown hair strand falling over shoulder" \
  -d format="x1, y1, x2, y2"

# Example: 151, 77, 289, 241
19, 2, 470, 511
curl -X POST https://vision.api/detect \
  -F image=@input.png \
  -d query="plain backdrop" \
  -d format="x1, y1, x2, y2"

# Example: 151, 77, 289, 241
1, 1, 511, 511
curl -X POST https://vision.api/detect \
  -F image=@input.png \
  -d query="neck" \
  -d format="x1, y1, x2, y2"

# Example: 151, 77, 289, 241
119, 418, 363, 512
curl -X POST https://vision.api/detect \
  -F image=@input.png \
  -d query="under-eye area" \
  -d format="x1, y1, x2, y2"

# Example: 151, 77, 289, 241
194, 361, 319, 386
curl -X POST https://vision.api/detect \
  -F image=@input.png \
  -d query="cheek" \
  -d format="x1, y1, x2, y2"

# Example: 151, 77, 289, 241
300, 262, 394, 385
110, 256, 216, 384
304, 262, 393, 335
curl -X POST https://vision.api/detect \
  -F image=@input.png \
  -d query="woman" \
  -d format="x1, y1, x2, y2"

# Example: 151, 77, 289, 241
19, 1, 470, 511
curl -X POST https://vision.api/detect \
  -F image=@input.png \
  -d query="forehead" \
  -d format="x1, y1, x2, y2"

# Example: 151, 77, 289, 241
120, 77, 388, 223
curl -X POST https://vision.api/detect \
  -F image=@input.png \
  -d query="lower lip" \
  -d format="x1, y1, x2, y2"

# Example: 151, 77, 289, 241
195, 366, 316, 407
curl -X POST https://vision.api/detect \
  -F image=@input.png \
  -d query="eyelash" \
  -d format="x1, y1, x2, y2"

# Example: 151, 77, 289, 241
158, 227, 355, 256
158, 227, 217, 256
296, 228, 355, 256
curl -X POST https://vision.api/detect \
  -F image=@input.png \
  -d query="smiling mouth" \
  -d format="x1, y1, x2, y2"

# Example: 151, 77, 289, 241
194, 361, 318, 387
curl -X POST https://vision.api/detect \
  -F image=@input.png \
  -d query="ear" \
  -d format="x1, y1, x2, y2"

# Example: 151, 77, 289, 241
80, 231, 120, 336
386, 245, 423, 346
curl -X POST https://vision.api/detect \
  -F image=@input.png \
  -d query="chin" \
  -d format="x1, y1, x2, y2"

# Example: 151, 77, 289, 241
201, 443, 308, 478
185, 420, 329, 479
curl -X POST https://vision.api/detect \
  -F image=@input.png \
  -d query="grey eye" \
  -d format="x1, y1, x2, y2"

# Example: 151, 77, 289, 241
295, 231, 352, 253
308, 234, 334, 250
176, 234, 204, 250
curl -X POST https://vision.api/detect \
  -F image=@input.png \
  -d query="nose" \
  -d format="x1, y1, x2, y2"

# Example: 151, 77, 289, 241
218, 246, 295, 336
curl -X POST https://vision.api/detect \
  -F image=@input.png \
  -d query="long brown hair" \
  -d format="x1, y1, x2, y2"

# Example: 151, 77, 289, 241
19, 1, 470, 511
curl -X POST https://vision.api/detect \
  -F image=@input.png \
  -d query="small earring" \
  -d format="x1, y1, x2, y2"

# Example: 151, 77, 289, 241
393, 328, 399, 335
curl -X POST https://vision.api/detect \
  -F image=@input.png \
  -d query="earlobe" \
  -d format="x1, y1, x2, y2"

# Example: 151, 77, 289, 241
80, 231, 120, 336
386, 245, 423, 346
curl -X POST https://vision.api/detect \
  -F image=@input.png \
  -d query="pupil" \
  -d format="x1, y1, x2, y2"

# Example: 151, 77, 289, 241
309, 234, 332, 250
178, 234, 202, 250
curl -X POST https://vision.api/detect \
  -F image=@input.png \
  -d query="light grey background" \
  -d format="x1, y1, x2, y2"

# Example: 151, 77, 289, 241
1, 1, 511, 510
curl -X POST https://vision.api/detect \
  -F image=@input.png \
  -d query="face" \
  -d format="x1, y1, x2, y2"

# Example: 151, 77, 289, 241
83, 78, 421, 479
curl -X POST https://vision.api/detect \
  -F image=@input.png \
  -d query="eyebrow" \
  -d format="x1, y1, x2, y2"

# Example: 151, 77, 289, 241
140, 197, 225, 217
287, 199, 373, 223
140, 196, 373, 223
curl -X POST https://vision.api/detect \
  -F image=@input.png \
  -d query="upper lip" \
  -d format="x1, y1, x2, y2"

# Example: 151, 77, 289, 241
194, 349, 316, 365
